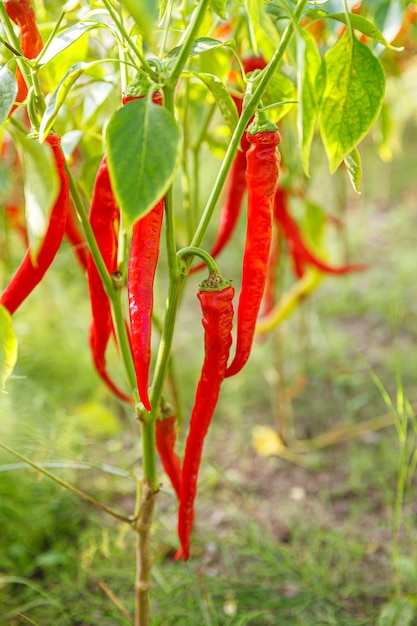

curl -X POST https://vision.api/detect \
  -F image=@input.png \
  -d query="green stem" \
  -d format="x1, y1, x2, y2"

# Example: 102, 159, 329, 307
102, 0, 158, 81
190, 0, 308, 252
177, 246, 220, 275
167, 0, 211, 87
159, 0, 175, 58
66, 165, 113, 295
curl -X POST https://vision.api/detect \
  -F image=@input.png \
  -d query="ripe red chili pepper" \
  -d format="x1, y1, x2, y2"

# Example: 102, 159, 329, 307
87, 156, 132, 404
0, 134, 69, 314
126, 90, 164, 411
155, 411, 182, 499
4, 204, 29, 247
177, 277, 234, 561
5, 0, 43, 111
274, 187, 366, 279
128, 200, 164, 411
260, 223, 281, 318
191, 58, 267, 275
64, 200, 88, 270
225, 119, 281, 378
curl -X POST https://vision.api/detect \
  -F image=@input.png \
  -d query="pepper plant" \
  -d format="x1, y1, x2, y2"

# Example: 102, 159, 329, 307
0, 0, 411, 623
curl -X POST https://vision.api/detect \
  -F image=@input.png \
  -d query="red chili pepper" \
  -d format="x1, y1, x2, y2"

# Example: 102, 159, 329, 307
0, 134, 69, 314
65, 200, 88, 270
87, 156, 132, 404
155, 411, 182, 499
128, 200, 164, 411
225, 120, 281, 378
274, 187, 366, 278
126, 90, 164, 411
5, 0, 43, 111
260, 223, 281, 318
191, 59, 267, 275
177, 277, 234, 561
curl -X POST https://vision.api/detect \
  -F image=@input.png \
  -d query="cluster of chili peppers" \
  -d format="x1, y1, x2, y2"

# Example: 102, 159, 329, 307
0, 0, 368, 564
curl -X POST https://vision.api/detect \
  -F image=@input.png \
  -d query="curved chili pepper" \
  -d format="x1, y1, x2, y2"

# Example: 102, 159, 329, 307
127, 91, 164, 411
155, 411, 182, 499
87, 156, 132, 404
260, 222, 281, 318
178, 277, 234, 561
190, 57, 266, 275
274, 187, 366, 279
64, 200, 88, 270
0, 134, 69, 314
5, 0, 43, 112
225, 123, 281, 378
128, 200, 164, 411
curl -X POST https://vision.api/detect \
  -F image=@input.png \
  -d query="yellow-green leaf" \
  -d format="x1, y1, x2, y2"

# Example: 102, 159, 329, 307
344, 148, 362, 193
0, 305, 18, 392
318, 33, 385, 173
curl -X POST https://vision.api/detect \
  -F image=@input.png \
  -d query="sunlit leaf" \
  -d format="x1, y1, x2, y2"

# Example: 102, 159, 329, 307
244, 0, 261, 55
296, 29, 321, 176
317, 33, 385, 173
263, 72, 296, 122
39, 60, 111, 141
14, 133, 59, 256
344, 148, 362, 193
0, 305, 18, 392
37, 22, 101, 67
0, 66, 17, 126
209, 0, 226, 19
106, 98, 182, 228
318, 12, 404, 49
189, 72, 239, 133
167, 37, 234, 58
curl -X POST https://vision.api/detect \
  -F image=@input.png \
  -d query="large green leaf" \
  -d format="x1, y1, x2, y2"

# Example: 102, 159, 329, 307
209, 0, 226, 19
296, 29, 321, 176
0, 66, 17, 126
14, 134, 59, 257
0, 305, 18, 392
106, 99, 182, 228
263, 72, 296, 122
317, 33, 385, 173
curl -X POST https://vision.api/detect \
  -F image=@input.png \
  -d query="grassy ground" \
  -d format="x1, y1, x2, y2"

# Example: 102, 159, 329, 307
1, 123, 417, 625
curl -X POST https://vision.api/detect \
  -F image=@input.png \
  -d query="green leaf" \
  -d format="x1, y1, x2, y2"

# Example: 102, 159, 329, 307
119, 0, 157, 44
39, 60, 108, 141
0, 66, 17, 126
37, 22, 101, 67
244, 0, 261, 55
296, 29, 321, 176
262, 72, 296, 122
344, 148, 362, 193
167, 37, 234, 59
377, 598, 415, 626
106, 99, 182, 228
14, 134, 59, 256
189, 72, 239, 133
327, 12, 403, 50
0, 305, 18, 392
317, 33, 385, 173
209, 0, 226, 19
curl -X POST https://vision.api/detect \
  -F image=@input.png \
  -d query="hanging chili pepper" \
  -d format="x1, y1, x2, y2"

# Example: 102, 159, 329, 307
64, 200, 88, 270
126, 90, 164, 411
225, 114, 281, 378
0, 134, 69, 314
5, 0, 43, 112
178, 275, 234, 561
87, 156, 132, 404
156, 410, 182, 500
4, 204, 29, 247
260, 222, 281, 318
191, 57, 267, 275
274, 187, 366, 279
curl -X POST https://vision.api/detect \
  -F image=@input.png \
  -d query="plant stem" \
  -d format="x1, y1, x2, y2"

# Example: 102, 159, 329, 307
167, 0, 211, 87
134, 478, 158, 626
